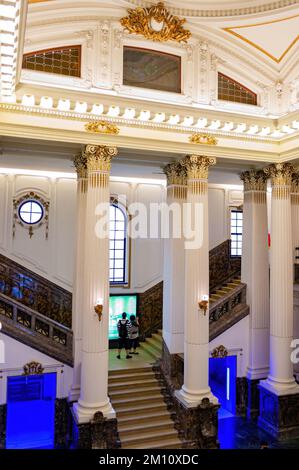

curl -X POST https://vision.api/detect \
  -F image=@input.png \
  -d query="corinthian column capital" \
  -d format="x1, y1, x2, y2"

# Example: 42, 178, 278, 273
163, 161, 187, 186
292, 172, 299, 193
263, 162, 295, 187
181, 155, 216, 180
84, 144, 118, 172
240, 169, 268, 192
73, 152, 88, 179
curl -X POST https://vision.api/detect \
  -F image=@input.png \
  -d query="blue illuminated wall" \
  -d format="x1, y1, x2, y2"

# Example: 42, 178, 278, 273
209, 355, 237, 414
6, 372, 56, 449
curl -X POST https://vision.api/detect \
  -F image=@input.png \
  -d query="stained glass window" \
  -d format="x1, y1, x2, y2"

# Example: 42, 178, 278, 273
218, 73, 257, 105
22, 46, 81, 77
110, 204, 127, 284
230, 210, 243, 256
123, 46, 181, 93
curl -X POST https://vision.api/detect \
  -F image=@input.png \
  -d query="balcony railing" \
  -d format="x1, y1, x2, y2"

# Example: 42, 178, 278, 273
0, 292, 73, 366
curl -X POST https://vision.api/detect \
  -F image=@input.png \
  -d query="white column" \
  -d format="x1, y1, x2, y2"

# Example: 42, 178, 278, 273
163, 162, 187, 354
73, 144, 117, 423
291, 174, 299, 266
176, 155, 218, 407
260, 163, 299, 395
240, 170, 270, 380
69, 155, 88, 402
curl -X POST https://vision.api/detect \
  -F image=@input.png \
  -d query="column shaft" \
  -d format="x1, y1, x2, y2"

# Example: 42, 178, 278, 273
176, 155, 217, 407
163, 162, 187, 354
73, 145, 117, 423
261, 163, 298, 394
241, 171, 270, 380
69, 157, 87, 402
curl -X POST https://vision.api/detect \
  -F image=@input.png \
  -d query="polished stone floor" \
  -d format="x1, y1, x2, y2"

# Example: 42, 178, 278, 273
218, 416, 299, 449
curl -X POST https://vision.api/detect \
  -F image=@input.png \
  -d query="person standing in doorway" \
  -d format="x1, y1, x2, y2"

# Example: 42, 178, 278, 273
117, 312, 132, 359
129, 314, 139, 355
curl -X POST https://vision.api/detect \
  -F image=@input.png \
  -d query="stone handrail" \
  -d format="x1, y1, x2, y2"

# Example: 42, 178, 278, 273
209, 282, 249, 341
0, 291, 73, 366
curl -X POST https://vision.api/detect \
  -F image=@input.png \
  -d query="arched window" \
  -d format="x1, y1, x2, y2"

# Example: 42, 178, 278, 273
218, 72, 257, 106
109, 203, 128, 284
22, 45, 81, 77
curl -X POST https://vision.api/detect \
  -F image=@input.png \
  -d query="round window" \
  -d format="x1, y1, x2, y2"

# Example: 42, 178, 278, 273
18, 200, 44, 225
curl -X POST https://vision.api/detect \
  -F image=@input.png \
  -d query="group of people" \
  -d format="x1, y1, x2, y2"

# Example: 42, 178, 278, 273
116, 312, 139, 359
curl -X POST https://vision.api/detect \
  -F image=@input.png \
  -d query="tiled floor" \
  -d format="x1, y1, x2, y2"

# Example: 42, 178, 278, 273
108, 347, 155, 371
218, 416, 299, 449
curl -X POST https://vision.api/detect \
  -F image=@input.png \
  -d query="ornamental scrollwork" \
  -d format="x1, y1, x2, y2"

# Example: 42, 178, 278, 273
13, 192, 49, 239
85, 120, 119, 135
189, 133, 218, 146
23, 361, 44, 375
163, 161, 187, 186
120, 2, 191, 43
181, 155, 216, 180
211, 345, 228, 358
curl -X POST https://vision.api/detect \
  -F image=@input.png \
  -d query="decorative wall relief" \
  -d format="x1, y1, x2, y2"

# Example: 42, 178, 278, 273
23, 361, 44, 375
85, 120, 119, 134
13, 191, 49, 239
120, 2, 191, 43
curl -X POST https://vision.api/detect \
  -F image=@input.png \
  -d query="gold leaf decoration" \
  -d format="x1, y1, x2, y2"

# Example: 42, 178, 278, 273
85, 121, 120, 135
120, 2, 191, 43
189, 133, 218, 146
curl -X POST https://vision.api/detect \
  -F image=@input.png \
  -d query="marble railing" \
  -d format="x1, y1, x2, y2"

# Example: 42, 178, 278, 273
209, 282, 249, 341
0, 291, 73, 366
0, 253, 72, 328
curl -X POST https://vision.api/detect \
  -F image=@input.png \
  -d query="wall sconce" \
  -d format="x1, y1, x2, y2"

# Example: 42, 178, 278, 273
94, 297, 103, 321
198, 295, 209, 315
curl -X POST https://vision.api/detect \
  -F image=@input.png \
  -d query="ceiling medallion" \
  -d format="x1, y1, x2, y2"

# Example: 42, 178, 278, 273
189, 133, 218, 146
85, 121, 120, 135
120, 2, 191, 43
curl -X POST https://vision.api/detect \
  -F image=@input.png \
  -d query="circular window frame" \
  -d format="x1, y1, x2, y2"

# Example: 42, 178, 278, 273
18, 199, 45, 226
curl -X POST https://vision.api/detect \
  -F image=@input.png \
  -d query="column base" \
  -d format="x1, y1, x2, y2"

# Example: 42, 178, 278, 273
160, 339, 184, 391
258, 382, 299, 439
0, 404, 6, 449
73, 399, 115, 424
174, 396, 220, 448
71, 407, 120, 449
175, 387, 218, 408
68, 385, 81, 403
246, 378, 264, 420
55, 398, 70, 448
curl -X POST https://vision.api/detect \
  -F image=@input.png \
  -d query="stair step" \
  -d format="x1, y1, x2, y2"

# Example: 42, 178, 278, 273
115, 402, 168, 417
113, 394, 163, 408
109, 378, 158, 390
109, 371, 155, 383
109, 367, 152, 377
117, 410, 173, 427
120, 429, 179, 446
119, 419, 175, 435
123, 436, 183, 449
110, 386, 163, 399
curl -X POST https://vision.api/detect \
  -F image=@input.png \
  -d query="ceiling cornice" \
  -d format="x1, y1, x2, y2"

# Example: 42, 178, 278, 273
124, 0, 298, 18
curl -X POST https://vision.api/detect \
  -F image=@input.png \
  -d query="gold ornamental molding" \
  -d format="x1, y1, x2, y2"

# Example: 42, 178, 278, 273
264, 162, 295, 200
189, 133, 218, 146
120, 2, 191, 43
23, 361, 44, 375
85, 120, 119, 135
211, 345, 228, 358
